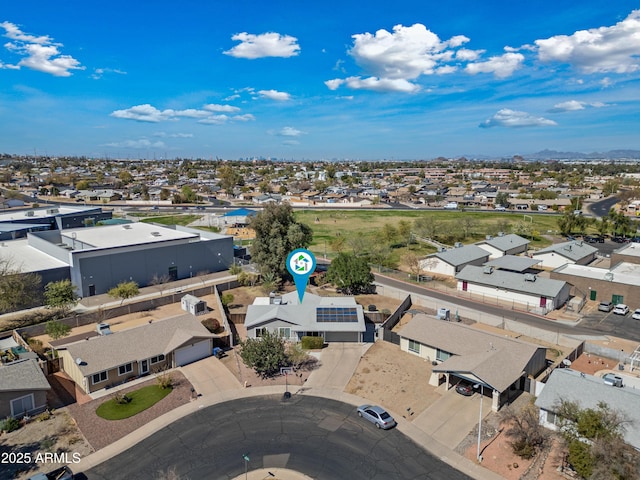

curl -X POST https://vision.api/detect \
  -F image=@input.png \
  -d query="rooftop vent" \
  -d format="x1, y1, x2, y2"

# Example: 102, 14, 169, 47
122, 225, 132, 229
46, 208, 59, 214
497, 231, 504, 237
75, 358, 83, 365
438, 247, 447, 252
524, 273, 537, 282
576, 240, 583, 246
150, 231, 161, 237
483, 266, 494, 274
25, 211, 34, 217
486, 235, 493, 240
604, 272, 614, 282
454, 242, 463, 248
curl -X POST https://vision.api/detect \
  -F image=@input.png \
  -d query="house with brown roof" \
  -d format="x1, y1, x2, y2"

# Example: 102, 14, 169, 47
397, 314, 546, 411
56, 314, 214, 394
0, 358, 51, 419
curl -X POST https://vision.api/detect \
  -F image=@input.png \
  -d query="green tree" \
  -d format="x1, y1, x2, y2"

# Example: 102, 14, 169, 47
414, 216, 440, 239
249, 203, 313, 278
380, 223, 398, 245
239, 330, 287, 378
118, 171, 133, 184
75, 180, 90, 190
218, 165, 241, 195
556, 400, 638, 479
557, 212, 577, 236
44, 279, 78, 316
0, 259, 42, 313
326, 252, 374, 294
220, 293, 234, 307
181, 185, 196, 203
107, 281, 139, 305
397, 220, 412, 246
495, 191, 510, 208
45, 320, 71, 340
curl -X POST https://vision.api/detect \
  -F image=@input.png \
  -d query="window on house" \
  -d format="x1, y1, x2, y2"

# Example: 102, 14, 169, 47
436, 349, 451, 362
118, 363, 133, 376
92, 371, 108, 385
150, 354, 165, 364
278, 327, 291, 338
408, 340, 420, 354
10, 394, 34, 417
255, 328, 267, 337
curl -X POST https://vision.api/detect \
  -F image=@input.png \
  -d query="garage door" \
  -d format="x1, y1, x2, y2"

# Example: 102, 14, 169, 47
324, 331, 360, 342
175, 340, 211, 366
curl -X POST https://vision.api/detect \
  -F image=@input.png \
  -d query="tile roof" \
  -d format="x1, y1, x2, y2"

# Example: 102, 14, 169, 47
0, 359, 50, 392
398, 314, 543, 392
456, 265, 568, 298
58, 314, 214, 376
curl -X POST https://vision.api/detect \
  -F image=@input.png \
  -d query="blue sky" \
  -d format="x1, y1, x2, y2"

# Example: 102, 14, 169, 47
2, 1, 640, 160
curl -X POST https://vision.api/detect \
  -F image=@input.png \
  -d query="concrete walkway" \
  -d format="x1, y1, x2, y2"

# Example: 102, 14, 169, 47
76, 342, 503, 480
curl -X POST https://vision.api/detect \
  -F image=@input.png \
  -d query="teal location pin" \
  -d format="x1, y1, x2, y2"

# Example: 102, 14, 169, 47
286, 248, 316, 303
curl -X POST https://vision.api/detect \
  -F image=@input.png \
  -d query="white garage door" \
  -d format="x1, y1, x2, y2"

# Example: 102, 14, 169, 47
175, 340, 211, 366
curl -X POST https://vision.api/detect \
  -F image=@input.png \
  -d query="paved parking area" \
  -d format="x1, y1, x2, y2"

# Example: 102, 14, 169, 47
579, 310, 640, 342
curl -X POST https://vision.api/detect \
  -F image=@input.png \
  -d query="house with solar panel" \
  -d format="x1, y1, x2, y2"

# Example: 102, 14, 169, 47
244, 291, 368, 342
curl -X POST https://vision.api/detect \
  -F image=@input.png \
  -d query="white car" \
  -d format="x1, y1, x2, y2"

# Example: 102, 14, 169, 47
613, 304, 630, 316
632, 309, 640, 320
494, 205, 506, 211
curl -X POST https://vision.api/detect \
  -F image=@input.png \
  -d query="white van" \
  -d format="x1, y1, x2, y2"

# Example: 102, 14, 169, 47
443, 202, 458, 210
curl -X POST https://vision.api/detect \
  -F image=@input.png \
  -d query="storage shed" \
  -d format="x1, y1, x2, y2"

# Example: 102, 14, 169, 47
181, 294, 207, 316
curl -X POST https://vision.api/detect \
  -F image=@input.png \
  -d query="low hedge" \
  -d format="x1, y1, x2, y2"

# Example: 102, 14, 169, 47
301, 336, 324, 350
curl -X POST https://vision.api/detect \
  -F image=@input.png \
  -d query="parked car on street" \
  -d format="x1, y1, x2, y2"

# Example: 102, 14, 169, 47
28, 466, 74, 480
598, 301, 614, 312
632, 309, 640, 321
613, 304, 630, 316
357, 405, 396, 429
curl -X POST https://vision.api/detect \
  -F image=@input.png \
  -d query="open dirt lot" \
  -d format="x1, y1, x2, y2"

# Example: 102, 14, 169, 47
345, 341, 441, 420
0, 409, 93, 480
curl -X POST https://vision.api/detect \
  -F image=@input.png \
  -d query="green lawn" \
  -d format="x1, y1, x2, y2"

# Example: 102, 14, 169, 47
139, 214, 202, 226
96, 385, 173, 420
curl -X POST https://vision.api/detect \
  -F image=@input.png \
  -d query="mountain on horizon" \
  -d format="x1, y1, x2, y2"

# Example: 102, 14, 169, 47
527, 149, 640, 160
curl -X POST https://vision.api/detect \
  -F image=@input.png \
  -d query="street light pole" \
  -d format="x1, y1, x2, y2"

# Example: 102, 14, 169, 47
242, 453, 250, 479
477, 384, 484, 462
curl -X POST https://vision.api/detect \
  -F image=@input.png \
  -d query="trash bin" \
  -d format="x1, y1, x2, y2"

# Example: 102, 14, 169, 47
213, 347, 223, 358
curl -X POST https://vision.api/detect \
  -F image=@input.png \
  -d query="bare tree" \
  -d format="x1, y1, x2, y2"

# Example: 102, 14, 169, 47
500, 402, 547, 459
149, 273, 172, 296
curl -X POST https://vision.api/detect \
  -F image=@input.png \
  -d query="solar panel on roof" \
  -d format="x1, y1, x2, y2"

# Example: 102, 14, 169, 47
316, 307, 358, 322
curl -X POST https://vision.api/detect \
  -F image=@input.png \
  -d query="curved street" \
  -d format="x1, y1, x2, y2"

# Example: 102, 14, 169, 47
84, 395, 473, 480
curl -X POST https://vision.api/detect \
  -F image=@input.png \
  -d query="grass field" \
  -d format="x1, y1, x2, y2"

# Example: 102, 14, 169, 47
139, 214, 202, 226
295, 209, 559, 258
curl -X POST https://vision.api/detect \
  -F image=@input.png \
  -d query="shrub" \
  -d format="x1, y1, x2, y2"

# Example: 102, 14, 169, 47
35, 410, 52, 422
201, 317, 221, 333
220, 293, 234, 307
301, 336, 324, 350
1, 416, 20, 432
156, 369, 174, 389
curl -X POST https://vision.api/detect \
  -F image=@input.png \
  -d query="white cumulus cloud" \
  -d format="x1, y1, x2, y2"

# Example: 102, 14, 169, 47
330, 76, 420, 93
224, 32, 300, 59
111, 104, 167, 122
465, 52, 525, 78
111, 103, 253, 124
258, 89, 291, 101
0, 21, 83, 76
535, 9, 640, 73
479, 109, 557, 128
91, 67, 126, 80
274, 127, 304, 137
198, 115, 229, 125
102, 139, 166, 149
233, 114, 256, 121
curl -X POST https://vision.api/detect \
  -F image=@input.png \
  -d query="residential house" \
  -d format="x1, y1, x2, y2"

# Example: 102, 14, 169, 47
0, 358, 50, 419
244, 291, 367, 343
456, 265, 570, 312
535, 368, 640, 450
56, 315, 215, 394
475, 233, 530, 259
532, 240, 598, 269
419, 245, 489, 277
398, 314, 546, 411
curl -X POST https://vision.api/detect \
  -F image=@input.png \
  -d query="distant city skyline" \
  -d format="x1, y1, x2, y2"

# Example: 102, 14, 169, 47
2, 1, 640, 160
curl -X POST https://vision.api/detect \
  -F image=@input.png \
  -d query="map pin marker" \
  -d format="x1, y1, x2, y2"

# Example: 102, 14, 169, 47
286, 248, 316, 303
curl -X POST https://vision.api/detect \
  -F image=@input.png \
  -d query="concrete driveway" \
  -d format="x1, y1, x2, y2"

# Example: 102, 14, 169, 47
412, 386, 492, 449
179, 356, 241, 397
305, 343, 372, 390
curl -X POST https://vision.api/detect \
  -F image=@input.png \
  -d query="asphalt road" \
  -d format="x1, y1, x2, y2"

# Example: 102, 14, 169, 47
587, 196, 619, 218
577, 309, 640, 342
83, 395, 471, 480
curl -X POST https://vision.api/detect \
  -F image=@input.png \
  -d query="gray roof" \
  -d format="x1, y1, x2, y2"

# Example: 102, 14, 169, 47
433, 245, 489, 267
485, 255, 541, 272
535, 368, 640, 449
480, 234, 530, 252
0, 359, 50, 392
456, 265, 568, 298
245, 292, 366, 333
397, 314, 543, 392
59, 314, 214, 376
533, 240, 598, 262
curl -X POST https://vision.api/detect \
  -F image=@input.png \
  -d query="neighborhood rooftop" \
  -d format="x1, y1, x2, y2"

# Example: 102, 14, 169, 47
485, 255, 541, 272
0, 359, 51, 392
434, 244, 488, 266
614, 242, 640, 258
57, 314, 214, 376
552, 261, 640, 287
534, 240, 598, 262
479, 233, 530, 251
0, 238, 69, 272
456, 265, 568, 298
60, 222, 199, 249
